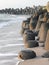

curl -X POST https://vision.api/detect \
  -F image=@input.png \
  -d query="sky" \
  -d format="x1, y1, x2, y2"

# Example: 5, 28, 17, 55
0, 0, 49, 9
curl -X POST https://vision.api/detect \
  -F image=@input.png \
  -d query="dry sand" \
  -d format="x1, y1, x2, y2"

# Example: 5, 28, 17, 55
18, 47, 49, 65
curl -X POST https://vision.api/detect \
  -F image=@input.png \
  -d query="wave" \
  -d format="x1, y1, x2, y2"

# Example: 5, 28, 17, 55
0, 44, 24, 48
0, 53, 18, 57
0, 14, 30, 28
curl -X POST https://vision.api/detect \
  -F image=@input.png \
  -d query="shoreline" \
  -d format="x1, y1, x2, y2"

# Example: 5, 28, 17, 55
0, 15, 30, 65
18, 47, 49, 65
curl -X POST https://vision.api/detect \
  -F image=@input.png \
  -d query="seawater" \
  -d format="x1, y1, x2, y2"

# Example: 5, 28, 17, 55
0, 14, 31, 65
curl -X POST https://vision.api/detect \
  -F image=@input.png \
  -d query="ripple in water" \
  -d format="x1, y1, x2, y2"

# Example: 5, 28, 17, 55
0, 14, 31, 65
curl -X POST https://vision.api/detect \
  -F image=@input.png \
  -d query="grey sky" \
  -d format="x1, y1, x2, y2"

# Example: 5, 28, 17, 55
0, 0, 49, 9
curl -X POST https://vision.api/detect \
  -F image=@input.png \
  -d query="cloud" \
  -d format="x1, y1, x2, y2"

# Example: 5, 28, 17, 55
0, 0, 49, 9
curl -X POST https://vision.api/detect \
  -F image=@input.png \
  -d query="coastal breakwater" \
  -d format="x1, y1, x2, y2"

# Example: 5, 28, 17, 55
18, 2, 49, 65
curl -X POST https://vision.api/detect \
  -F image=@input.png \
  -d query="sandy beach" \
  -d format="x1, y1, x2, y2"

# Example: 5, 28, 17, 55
18, 47, 49, 65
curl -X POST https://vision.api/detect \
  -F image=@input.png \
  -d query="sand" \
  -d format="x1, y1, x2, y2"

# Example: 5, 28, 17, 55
18, 47, 49, 65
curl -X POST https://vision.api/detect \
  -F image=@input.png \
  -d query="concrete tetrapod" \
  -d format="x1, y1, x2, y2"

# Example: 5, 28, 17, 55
35, 14, 44, 31
42, 51, 49, 58
21, 18, 30, 35
23, 30, 35, 43
22, 19, 30, 29
29, 14, 39, 31
24, 40, 39, 48
46, 1, 49, 12
45, 30, 49, 50
18, 50, 36, 60
38, 23, 49, 43
29, 9, 47, 31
